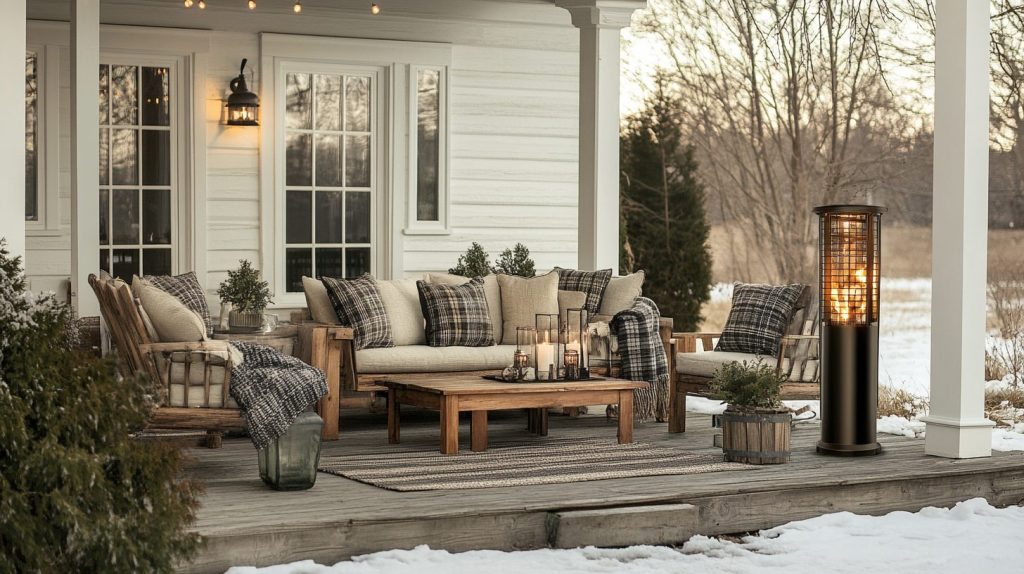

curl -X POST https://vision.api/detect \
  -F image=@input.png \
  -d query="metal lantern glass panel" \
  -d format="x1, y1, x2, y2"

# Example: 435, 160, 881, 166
226, 59, 259, 126
534, 314, 560, 380
258, 411, 324, 490
564, 308, 590, 379
815, 204, 885, 457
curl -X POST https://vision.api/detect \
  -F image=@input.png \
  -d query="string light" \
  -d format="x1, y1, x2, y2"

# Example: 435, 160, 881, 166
183, 0, 193, 6
370, 3, 381, 14
248, 0, 255, 8
292, 0, 301, 13
197, 0, 206, 8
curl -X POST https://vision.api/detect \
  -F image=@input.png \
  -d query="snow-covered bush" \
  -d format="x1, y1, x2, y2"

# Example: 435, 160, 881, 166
0, 240, 200, 573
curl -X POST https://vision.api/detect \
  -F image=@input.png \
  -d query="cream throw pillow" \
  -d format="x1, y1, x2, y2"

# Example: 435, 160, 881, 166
302, 276, 340, 325
497, 271, 559, 344
425, 273, 503, 344
599, 271, 646, 316
375, 278, 427, 346
137, 282, 208, 342
129, 276, 159, 342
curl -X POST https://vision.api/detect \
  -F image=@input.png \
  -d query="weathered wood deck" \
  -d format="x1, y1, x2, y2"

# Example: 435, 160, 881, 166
181, 407, 1024, 573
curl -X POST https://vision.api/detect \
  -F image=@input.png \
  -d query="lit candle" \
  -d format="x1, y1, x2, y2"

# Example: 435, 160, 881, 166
536, 343, 554, 380
563, 350, 580, 380
513, 351, 529, 370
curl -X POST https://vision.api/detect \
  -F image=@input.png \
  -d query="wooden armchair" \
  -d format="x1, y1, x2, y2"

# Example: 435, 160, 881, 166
89, 274, 245, 446
668, 285, 820, 433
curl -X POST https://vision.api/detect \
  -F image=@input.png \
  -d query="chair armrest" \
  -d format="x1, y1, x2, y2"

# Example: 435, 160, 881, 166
672, 332, 722, 353
140, 340, 233, 354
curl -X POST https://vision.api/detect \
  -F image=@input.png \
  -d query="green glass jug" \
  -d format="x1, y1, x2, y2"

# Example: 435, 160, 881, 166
258, 411, 323, 491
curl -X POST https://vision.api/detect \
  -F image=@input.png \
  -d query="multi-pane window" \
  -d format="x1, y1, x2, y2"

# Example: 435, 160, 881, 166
99, 64, 175, 279
25, 52, 38, 222
283, 72, 374, 292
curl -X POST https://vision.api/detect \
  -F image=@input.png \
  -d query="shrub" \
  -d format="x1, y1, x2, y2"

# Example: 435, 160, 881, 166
0, 240, 201, 573
493, 243, 536, 278
217, 259, 272, 313
987, 259, 1024, 386
709, 360, 785, 411
449, 242, 492, 278
877, 384, 928, 419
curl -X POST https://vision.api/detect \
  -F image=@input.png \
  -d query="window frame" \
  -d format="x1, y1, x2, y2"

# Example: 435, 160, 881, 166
25, 43, 60, 235
260, 33, 453, 307
98, 53, 187, 279
405, 64, 451, 236
276, 62, 382, 294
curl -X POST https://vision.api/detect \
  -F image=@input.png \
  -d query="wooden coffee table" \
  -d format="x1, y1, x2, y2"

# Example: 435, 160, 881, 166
377, 375, 649, 455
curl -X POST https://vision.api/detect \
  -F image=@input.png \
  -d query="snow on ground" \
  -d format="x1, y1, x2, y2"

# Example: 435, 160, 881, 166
226, 499, 1024, 574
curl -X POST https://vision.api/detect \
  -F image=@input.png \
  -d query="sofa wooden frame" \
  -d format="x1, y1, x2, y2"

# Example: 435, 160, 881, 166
667, 285, 821, 433
298, 315, 675, 440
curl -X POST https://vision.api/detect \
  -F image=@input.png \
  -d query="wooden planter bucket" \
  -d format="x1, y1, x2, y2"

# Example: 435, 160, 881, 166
721, 407, 792, 465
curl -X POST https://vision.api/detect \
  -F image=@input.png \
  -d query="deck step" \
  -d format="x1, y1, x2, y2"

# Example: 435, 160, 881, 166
548, 503, 698, 548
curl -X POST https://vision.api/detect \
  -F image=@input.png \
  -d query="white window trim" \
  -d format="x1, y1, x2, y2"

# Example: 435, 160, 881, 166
25, 43, 61, 235
404, 64, 451, 236
259, 33, 452, 306
25, 21, 209, 281
98, 52, 186, 276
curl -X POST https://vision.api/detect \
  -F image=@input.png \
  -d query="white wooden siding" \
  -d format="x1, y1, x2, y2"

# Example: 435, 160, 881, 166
24, 2, 580, 307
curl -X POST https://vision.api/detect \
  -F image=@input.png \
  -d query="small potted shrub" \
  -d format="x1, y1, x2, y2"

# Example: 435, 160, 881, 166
710, 360, 792, 465
217, 259, 272, 332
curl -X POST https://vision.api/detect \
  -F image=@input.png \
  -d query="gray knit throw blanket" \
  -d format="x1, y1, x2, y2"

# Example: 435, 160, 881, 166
610, 297, 669, 423
228, 341, 328, 449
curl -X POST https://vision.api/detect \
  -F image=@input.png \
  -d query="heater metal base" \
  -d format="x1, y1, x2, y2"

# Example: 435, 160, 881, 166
816, 441, 882, 457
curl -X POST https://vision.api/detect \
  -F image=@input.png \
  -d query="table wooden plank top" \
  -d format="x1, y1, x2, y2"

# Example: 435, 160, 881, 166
376, 374, 648, 396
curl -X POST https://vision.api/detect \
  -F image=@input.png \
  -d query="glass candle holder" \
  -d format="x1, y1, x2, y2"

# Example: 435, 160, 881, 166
534, 314, 560, 380
565, 308, 590, 378
563, 350, 580, 380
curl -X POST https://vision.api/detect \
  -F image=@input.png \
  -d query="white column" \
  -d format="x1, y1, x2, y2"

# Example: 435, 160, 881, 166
0, 2, 27, 259
557, 0, 646, 272
71, 0, 101, 316
921, 0, 994, 459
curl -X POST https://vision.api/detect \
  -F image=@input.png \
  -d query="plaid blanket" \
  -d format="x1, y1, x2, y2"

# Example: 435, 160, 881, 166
228, 342, 328, 449
610, 297, 669, 423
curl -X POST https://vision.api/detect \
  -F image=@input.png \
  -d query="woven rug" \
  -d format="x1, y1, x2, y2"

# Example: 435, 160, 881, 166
318, 437, 753, 491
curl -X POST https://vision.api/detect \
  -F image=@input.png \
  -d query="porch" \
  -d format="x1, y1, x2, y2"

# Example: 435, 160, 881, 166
182, 408, 1024, 573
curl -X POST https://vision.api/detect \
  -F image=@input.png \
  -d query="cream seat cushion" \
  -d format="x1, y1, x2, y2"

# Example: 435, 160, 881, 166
375, 278, 426, 346
356, 344, 519, 374
599, 271, 645, 316
425, 273, 503, 345
302, 276, 339, 325
137, 282, 207, 342
496, 271, 559, 343
675, 351, 771, 378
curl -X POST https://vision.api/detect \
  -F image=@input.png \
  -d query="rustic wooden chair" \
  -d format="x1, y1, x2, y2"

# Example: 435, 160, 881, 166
668, 285, 820, 433
89, 273, 245, 446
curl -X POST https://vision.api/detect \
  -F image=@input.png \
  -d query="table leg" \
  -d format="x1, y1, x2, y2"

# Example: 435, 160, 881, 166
617, 389, 634, 444
440, 395, 460, 455
387, 388, 400, 444
471, 410, 488, 452
537, 408, 549, 436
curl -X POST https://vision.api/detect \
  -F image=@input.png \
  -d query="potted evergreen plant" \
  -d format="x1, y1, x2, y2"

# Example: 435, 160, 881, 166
217, 259, 273, 332
710, 360, 792, 465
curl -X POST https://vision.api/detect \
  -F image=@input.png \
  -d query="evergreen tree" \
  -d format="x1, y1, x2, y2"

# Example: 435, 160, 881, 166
0, 240, 200, 573
620, 78, 713, 331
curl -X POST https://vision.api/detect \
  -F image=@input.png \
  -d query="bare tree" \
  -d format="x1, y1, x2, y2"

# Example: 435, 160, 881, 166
636, 0, 909, 282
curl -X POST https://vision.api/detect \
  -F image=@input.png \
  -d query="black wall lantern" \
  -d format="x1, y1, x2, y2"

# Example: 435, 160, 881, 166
226, 59, 259, 126
815, 204, 886, 457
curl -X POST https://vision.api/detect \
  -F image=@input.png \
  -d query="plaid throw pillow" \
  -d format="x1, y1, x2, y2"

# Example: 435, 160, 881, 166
144, 271, 213, 336
554, 268, 612, 313
321, 275, 394, 350
416, 278, 495, 347
716, 283, 804, 356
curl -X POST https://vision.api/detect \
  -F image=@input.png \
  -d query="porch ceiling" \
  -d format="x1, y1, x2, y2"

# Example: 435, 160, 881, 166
27, 0, 575, 33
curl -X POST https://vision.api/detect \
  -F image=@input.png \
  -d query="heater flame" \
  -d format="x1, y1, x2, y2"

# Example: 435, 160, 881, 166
829, 266, 870, 324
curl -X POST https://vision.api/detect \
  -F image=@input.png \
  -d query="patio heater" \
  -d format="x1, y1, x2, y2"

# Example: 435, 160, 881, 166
815, 205, 885, 457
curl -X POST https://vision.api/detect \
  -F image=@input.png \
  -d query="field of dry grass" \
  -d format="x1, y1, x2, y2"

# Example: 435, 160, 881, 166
708, 225, 1024, 283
